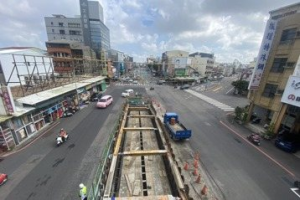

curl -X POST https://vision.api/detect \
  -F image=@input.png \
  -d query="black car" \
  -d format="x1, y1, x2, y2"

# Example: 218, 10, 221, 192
180, 84, 190, 90
275, 133, 300, 153
90, 92, 102, 102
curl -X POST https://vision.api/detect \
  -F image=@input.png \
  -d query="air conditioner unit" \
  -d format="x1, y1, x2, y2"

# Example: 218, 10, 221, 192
24, 76, 33, 86
33, 75, 39, 84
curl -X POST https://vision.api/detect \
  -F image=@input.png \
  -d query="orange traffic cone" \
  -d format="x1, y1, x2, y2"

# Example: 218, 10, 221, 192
195, 174, 201, 183
193, 159, 198, 168
183, 162, 189, 171
193, 168, 198, 176
201, 185, 208, 196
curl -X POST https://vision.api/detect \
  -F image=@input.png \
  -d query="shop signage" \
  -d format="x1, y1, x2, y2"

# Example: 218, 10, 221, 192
0, 86, 15, 114
249, 19, 277, 90
76, 88, 85, 94
172, 57, 188, 69
281, 76, 300, 107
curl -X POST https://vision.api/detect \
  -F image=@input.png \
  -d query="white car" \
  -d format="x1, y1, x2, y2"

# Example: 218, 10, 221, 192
121, 89, 134, 97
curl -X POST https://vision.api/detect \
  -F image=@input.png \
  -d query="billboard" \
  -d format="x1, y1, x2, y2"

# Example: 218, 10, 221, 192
281, 76, 300, 107
248, 19, 277, 90
172, 57, 187, 69
175, 69, 186, 77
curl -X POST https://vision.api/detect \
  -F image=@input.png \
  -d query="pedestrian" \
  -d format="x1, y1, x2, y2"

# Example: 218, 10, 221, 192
79, 183, 87, 200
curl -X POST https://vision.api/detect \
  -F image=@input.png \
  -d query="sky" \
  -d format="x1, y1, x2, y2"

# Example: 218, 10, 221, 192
0, 0, 299, 64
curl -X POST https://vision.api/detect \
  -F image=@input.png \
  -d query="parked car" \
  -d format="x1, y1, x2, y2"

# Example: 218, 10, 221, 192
0, 173, 8, 186
121, 89, 134, 97
133, 80, 138, 84
150, 87, 154, 90
275, 133, 300, 153
180, 84, 190, 90
90, 92, 102, 102
96, 95, 113, 108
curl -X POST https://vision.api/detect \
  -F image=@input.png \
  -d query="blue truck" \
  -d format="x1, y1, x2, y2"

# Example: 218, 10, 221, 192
163, 112, 192, 140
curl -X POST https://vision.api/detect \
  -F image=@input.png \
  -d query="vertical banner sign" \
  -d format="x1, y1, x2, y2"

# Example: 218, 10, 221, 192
0, 86, 15, 114
249, 19, 277, 90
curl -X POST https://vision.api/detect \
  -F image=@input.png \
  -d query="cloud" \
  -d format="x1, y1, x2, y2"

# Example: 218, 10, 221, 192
0, 0, 299, 63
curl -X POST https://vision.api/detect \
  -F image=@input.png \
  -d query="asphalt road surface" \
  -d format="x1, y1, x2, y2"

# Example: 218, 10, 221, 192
0, 86, 145, 200
148, 84, 300, 200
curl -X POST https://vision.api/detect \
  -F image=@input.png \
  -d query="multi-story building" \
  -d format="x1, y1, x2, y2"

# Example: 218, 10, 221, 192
44, 15, 83, 42
44, 0, 110, 59
248, 2, 300, 134
162, 50, 189, 77
80, 0, 110, 58
45, 40, 96, 75
189, 52, 215, 78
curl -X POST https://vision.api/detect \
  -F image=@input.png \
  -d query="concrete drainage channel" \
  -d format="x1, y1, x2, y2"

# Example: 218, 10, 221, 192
88, 97, 221, 200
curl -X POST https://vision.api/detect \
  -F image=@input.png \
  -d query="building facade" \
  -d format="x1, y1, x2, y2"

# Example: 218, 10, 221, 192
79, 0, 110, 58
248, 3, 300, 134
45, 40, 96, 75
45, 0, 110, 59
189, 52, 215, 78
44, 15, 83, 42
162, 50, 189, 77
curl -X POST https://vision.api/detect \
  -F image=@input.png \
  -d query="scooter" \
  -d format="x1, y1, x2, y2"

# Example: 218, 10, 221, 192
56, 134, 69, 147
247, 133, 261, 146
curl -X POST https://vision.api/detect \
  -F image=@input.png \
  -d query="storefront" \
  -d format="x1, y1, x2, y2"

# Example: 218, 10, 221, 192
0, 117, 15, 150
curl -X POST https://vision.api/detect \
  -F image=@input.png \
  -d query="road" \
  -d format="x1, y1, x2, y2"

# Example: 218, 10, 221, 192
0, 86, 144, 200
148, 84, 300, 200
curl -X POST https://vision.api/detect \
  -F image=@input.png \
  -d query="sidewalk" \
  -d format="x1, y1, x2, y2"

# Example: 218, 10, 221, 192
222, 114, 300, 178
0, 120, 60, 158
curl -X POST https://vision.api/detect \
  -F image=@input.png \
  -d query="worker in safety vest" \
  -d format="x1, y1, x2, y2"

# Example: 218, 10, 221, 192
79, 183, 87, 200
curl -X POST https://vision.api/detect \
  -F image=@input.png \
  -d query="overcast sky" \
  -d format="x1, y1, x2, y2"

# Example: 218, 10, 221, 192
0, 0, 299, 63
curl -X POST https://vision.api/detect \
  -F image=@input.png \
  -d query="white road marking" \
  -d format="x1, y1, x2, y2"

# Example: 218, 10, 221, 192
185, 96, 192, 100
291, 188, 300, 198
186, 89, 235, 112
226, 87, 234, 94
204, 122, 211, 126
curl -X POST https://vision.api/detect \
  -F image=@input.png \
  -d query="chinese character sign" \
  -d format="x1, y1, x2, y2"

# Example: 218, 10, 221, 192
0, 86, 15, 114
249, 19, 277, 90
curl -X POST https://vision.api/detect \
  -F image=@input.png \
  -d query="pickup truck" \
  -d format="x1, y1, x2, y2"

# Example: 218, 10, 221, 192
163, 112, 192, 140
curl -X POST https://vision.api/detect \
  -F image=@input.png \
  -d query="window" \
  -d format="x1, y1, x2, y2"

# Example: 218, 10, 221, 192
52, 29, 54, 33
262, 83, 278, 98
280, 28, 297, 42
69, 30, 80, 35
58, 22, 64, 27
59, 30, 65, 34
270, 58, 287, 73
51, 22, 53, 25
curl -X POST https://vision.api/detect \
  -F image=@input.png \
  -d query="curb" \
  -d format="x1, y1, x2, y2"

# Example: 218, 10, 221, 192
0, 121, 60, 158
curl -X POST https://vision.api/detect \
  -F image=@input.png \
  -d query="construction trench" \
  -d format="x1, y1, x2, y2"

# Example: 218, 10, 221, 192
89, 97, 217, 200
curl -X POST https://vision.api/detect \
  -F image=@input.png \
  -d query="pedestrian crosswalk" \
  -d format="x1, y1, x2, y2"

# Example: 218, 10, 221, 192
186, 89, 235, 112
114, 83, 159, 87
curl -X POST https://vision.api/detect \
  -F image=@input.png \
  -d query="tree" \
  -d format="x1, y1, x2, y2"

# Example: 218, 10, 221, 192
232, 80, 249, 95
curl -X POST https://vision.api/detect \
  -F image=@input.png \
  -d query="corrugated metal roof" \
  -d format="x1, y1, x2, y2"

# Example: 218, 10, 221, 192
17, 76, 106, 106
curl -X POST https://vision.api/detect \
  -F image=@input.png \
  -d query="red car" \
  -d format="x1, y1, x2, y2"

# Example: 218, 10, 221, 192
0, 173, 8, 185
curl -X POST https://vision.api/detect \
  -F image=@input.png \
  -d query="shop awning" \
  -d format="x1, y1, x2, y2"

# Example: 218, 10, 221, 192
0, 115, 13, 123
16, 76, 106, 106
12, 105, 35, 117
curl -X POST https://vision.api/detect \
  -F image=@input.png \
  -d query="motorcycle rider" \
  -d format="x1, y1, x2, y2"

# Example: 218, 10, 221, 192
59, 128, 68, 142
